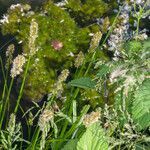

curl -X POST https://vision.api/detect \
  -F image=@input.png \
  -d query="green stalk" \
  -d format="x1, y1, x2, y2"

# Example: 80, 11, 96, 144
19, 105, 32, 140
59, 88, 80, 138
59, 4, 124, 141
26, 126, 40, 150
0, 37, 16, 102
0, 78, 14, 129
136, 17, 140, 37
14, 57, 31, 114
55, 105, 90, 150
134, 3, 146, 38
64, 105, 90, 139
72, 100, 77, 123
0, 56, 8, 101
84, 4, 124, 76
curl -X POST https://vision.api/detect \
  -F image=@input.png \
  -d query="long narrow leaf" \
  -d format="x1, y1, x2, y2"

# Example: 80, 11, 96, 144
68, 77, 96, 89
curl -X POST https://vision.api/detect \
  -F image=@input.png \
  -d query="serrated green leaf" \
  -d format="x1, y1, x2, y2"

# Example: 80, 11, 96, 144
132, 79, 150, 131
68, 77, 96, 89
96, 64, 110, 78
124, 40, 142, 58
126, 40, 142, 52
77, 123, 108, 150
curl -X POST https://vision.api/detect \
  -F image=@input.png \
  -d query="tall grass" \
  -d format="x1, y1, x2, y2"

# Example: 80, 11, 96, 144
0, 1, 150, 150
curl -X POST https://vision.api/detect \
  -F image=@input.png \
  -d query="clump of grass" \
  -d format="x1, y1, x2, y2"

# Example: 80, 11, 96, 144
0, 0, 150, 150
0, 114, 23, 150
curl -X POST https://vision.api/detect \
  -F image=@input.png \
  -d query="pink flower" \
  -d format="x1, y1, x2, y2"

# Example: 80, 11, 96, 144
51, 40, 63, 51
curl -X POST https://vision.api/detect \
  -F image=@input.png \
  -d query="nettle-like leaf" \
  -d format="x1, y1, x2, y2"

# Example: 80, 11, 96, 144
96, 64, 110, 78
62, 123, 108, 150
124, 40, 142, 58
77, 123, 108, 150
68, 77, 96, 89
132, 79, 150, 131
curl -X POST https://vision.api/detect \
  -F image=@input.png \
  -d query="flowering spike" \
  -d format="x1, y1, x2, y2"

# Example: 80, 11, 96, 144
29, 19, 38, 56
10, 54, 26, 78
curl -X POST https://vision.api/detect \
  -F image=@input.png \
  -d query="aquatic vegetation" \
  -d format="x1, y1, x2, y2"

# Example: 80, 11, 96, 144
0, 0, 150, 150
0, 1, 91, 101
65, 0, 110, 25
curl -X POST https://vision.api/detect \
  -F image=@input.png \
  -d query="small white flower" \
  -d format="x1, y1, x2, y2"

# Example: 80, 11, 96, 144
10, 4, 22, 10
18, 40, 23, 44
0, 14, 9, 24
55, 0, 68, 7
68, 52, 74, 57
89, 33, 94, 36
136, 0, 144, 4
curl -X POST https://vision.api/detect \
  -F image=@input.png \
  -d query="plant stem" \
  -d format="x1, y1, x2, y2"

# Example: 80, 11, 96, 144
27, 126, 40, 150
58, 4, 124, 144
14, 57, 31, 114
0, 56, 8, 101
0, 78, 14, 129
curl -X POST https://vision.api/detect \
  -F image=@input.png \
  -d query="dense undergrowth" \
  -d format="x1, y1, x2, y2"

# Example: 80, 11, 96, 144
0, 0, 150, 149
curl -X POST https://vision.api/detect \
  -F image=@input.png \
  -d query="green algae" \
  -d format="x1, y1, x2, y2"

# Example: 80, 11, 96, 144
1, 2, 90, 101
65, 0, 109, 26
0, 0, 113, 102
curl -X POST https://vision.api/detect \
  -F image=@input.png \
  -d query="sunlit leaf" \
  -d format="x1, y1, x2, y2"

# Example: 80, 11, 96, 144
68, 77, 96, 89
